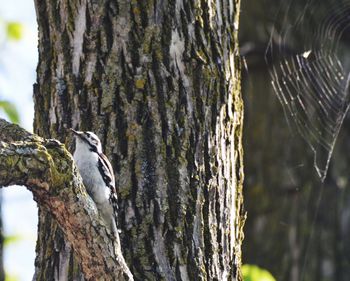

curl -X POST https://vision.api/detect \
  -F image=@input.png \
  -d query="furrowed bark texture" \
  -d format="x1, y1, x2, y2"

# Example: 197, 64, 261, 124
33, 0, 244, 280
0, 119, 132, 280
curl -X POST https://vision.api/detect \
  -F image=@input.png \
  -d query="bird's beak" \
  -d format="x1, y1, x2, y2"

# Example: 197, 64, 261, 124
70, 128, 82, 136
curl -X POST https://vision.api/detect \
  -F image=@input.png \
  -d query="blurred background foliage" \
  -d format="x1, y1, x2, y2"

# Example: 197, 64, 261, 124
0, 101, 19, 124
0, 18, 22, 125
242, 264, 276, 281
0, 18, 22, 281
0, 15, 25, 281
240, 0, 350, 280
6, 22, 23, 41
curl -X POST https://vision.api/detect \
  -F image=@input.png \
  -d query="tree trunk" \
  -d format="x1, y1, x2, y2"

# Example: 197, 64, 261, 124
33, 0, 244, 280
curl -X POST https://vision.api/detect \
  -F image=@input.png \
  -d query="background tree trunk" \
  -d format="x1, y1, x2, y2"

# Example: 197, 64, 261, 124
33, 0, 244, 280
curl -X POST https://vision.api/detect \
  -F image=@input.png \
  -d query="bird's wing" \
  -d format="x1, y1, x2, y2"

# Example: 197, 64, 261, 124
97, 153, 119, 217
97, 152, 116, 191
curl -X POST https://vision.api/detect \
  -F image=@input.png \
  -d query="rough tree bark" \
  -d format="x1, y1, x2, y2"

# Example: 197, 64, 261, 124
33, 0, 244, 280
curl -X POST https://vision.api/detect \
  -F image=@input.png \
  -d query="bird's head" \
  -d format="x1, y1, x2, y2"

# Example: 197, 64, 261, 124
70, 129, 103, 153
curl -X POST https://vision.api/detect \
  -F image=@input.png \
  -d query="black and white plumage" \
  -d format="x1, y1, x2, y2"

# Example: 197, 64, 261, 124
71, 129, 118, 236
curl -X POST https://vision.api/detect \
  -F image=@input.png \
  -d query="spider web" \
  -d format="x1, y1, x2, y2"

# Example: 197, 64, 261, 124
266, 0, 350, 181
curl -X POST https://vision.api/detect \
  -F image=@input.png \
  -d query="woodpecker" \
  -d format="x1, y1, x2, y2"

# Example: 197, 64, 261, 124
70, 129, 118, 236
